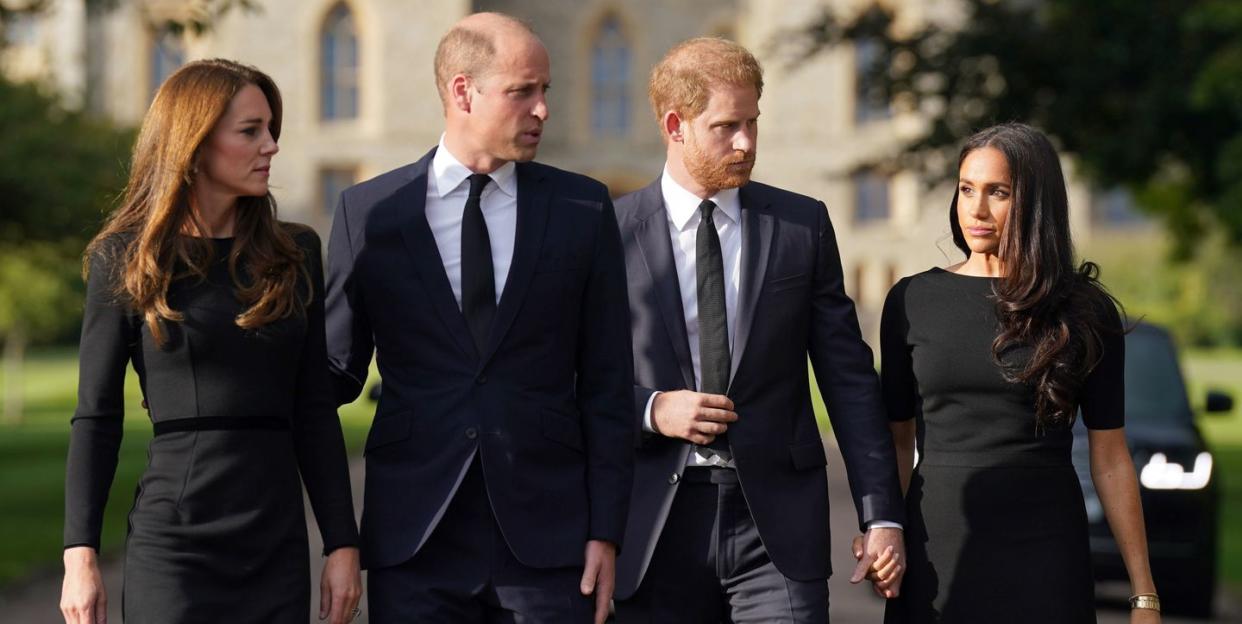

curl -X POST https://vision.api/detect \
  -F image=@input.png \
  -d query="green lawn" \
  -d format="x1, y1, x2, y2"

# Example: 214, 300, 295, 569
1183, 350, 1242, 587
2, 348, 1240, 589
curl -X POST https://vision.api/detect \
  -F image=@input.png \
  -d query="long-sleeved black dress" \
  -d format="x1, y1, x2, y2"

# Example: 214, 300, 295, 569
64, 229, 358, 623
881, 268, 1124, 624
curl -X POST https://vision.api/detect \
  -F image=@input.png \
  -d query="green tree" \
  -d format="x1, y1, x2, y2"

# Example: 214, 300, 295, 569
781, 0, 1242, 259
0, 244, 83, 423
0, 78, 132, 423
1, 0, 259, 422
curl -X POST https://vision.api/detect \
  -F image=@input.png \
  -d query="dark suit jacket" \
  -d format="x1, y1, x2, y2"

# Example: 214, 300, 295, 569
614, 178, 905, 598
324, 147, 635, 570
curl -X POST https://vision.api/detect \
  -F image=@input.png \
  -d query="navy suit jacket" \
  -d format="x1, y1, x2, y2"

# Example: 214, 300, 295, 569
614, 178, 905, 597
324, 148, 635, 570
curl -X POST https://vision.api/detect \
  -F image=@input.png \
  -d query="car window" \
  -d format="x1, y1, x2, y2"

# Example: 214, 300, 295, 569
1124, 327, 1194, 426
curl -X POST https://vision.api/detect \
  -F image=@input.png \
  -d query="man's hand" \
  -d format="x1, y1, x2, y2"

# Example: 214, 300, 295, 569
849, 527, 905, 598
651, 390, 737, 445
319, 547, 362, 623
61, 546, 106, 624
579, 540, 617, 624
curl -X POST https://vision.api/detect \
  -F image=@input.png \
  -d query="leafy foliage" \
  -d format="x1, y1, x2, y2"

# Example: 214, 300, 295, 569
0, 78, 132, 342
0, 80, 131, 246
780, 0, 1242, 258
2, 1, 261, 39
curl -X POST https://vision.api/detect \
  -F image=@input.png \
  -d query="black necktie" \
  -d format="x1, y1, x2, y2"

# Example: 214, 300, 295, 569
460, 173, 494, 354
696, 199, 730, 451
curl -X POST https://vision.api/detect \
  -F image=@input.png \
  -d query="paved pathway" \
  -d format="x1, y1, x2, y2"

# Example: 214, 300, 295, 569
4, 443, 1238, 623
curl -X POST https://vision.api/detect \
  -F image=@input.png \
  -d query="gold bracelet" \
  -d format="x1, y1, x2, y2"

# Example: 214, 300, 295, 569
1129, 593, 1160, 612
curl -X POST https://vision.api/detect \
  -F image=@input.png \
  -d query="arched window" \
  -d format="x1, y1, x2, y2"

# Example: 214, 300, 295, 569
150, 28, 184, 96
854, 38, 891, 124
591, 14, 630, 137
321, 3, 358, 120
853, 167, 891, 224
320, 166, 357, 217
4, 12, 39, 46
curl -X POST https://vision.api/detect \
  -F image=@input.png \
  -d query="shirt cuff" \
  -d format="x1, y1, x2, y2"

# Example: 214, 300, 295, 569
642, 391, 662, 434
867, 520, 903, 530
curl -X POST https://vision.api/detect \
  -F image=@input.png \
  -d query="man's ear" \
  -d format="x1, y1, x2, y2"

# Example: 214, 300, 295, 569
450, 74, 472, 113
663, 110, 685, 143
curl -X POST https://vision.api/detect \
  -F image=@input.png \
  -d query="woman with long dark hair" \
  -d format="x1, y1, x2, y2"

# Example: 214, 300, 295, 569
873, 123, 1159, 623
59, 59, 361, 624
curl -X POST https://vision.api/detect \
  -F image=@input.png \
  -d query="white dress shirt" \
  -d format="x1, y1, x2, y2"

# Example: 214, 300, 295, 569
642, 169, 742, 467
426, 136, 518, 308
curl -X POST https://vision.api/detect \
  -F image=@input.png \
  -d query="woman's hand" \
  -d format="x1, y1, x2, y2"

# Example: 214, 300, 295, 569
319, 546, 362, 623
60, 546, 106, 624
850, 533, 903, 598
1131, 607, 1161, 623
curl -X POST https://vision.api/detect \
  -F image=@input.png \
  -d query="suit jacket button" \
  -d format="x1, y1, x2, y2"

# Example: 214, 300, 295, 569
465, 427, 479, 440
668, 472, 680, 484
476, 375, 487, 385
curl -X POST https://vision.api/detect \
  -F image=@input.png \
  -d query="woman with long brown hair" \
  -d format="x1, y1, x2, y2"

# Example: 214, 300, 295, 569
873, 123, 1159, 623
59, 59, 361, 624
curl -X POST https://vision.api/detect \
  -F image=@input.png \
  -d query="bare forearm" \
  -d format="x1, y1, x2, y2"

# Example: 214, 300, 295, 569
890, 420, 916, 496
1090, 437, 1156, 595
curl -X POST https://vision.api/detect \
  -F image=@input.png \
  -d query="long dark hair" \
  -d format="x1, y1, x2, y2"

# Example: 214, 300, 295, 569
950, 123, 1118, 430
84, 59, 308, 345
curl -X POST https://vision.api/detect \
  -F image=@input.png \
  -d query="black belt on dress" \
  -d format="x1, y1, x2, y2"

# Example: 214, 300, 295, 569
152, 416, 290, 436
918, 449, 1067, 468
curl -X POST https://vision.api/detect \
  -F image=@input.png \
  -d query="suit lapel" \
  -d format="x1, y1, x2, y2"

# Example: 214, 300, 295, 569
480, 161, 550, 367
729, 184, 774, 389
397, 148, 479, 360
633, 181, 696, 390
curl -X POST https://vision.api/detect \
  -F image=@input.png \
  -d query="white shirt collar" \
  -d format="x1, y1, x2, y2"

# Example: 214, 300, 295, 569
432, 135, 518, 199
659, 166, 741, 232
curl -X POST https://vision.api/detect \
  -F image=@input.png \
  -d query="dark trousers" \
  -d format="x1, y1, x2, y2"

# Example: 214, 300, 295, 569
367, 457, 593, 623
615, 467, 830, 624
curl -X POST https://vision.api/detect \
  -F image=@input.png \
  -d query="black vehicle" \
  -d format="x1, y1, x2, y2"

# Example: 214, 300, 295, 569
1073, 322, 1233, 618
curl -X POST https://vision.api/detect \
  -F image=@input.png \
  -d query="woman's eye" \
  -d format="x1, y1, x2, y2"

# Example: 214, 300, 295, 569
959, 186, 972, 195
241, 127, 257, 136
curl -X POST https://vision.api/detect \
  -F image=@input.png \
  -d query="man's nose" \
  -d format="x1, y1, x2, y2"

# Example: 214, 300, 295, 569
532, 95, 549, 121
734, 128, 756, 154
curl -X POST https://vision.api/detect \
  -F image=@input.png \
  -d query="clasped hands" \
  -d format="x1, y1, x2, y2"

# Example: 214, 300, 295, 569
850, 527, 905, 599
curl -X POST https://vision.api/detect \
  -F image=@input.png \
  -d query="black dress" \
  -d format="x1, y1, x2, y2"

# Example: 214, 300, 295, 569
881, 268, 1124, 624
64, 230, 358, 623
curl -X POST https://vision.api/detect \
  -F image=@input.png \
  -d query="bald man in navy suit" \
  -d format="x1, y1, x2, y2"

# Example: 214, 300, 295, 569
324, 13, 633, 623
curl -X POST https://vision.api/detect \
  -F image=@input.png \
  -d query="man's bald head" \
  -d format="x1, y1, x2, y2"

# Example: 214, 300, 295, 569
434, 12, 543, 109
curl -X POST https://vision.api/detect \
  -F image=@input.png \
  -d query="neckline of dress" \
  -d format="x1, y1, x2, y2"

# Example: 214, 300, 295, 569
931, 266, 999, 280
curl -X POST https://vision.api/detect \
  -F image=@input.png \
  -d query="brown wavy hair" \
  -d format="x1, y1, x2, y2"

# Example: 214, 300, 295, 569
84, 58, 308, 345
950, 123, 1121, 430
